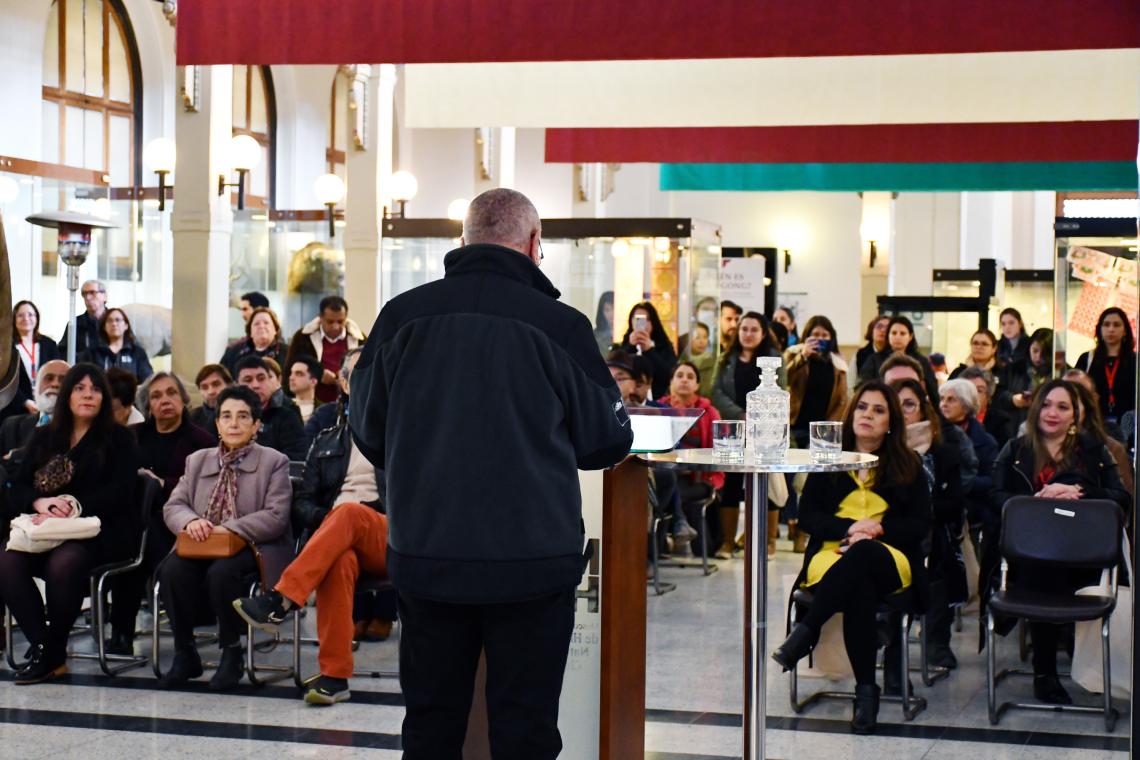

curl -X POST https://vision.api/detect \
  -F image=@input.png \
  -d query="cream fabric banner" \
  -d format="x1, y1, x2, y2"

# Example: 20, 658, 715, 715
405, 48, 1140, 128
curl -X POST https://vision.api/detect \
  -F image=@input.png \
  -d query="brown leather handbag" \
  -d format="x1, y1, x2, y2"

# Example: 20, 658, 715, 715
175, 530, 247, 560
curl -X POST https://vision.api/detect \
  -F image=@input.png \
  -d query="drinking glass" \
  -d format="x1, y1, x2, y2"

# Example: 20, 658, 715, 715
712, 419, 745, 459
809, 421, 842, 462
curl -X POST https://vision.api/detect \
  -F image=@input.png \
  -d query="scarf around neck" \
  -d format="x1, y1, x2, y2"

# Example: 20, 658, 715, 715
204, 442, 254, 525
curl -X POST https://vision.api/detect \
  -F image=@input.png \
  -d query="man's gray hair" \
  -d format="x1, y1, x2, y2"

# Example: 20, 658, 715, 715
82, 279, 107, 293
940, 378, 980, 416
137, 371, 191, 418
462, 188, 540, 251
958, 366, 996, 400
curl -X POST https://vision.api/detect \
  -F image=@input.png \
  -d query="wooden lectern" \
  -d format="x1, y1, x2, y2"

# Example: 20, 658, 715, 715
464, 457, 648, 759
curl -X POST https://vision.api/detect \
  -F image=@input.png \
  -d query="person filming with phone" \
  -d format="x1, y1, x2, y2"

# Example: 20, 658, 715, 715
618, 302, 677, 401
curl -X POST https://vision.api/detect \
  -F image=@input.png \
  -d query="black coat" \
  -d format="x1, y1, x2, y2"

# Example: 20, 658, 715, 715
131, 412, 216, 505
2, 337, 62, 422
220, 338, 289, 378
796, 461, 932, 610
256, 397, 308, 461
349, 244, 633, 604
859, 347, 940, 403
0, 413, 38, 464
59, 312, 101, 359
295, 422, 384, 533
188, 404, 219, 444
1076, 350, 1137, 422
81, 340, 153, 381
990, 433, 1131, 517
997, 334, 1030, 366
5, 424, 140, 562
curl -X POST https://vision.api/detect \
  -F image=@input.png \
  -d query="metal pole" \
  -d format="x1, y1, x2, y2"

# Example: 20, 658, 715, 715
743, 471, 769, 760
66, 267, 78, 364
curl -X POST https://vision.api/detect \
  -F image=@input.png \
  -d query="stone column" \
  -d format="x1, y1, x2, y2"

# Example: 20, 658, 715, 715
343, 64, 396, 324
170, 64, 233, 383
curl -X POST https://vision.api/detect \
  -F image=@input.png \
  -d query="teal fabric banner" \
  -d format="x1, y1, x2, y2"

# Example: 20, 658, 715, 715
659, 162, 1139, 192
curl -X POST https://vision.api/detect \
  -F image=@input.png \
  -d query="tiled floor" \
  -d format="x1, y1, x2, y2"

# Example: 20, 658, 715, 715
0, 536, 1130, 758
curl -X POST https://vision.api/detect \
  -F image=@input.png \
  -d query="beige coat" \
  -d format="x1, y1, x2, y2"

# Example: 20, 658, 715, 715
785, 344, 850, 424
163, 443, 294, 586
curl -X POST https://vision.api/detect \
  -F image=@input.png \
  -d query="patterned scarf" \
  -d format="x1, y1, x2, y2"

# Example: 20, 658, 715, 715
204, 442, 253, 525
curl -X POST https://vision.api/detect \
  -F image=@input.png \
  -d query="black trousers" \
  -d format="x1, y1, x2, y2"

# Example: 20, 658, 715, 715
157, 549, 259, 649
0, 541, 93, 656
1015, 562, 1098, 677
397, 589, 576, 760
800, 540, 904, 685
108, 514, 175, 636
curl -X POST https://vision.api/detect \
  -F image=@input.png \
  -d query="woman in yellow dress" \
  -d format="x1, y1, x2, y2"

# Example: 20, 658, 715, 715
771, 380, 931, 735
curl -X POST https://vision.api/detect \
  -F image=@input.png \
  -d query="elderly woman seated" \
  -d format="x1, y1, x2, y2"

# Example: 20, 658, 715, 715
156, 385, 292, 691
0, 364, 139, 684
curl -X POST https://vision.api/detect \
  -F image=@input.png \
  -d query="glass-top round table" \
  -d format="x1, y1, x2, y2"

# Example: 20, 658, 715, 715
639, 449, 877, 760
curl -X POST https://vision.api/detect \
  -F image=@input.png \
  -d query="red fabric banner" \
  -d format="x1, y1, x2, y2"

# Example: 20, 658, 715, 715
544, 122, 1140, 164
176, 0, 1140, 66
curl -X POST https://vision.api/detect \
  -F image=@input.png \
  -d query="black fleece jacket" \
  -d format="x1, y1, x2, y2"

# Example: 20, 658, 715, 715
349, 244, 633, 603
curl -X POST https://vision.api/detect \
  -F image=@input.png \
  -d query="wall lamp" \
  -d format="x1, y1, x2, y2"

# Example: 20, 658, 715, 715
143, 137, 176, 211
217, 134, 262, 210
313, 173, 347, 238
383, 170, 418, 219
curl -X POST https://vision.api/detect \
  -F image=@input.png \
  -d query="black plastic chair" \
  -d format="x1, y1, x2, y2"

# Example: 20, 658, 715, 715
986, 496, 1122, 730
786, 586, 937, 721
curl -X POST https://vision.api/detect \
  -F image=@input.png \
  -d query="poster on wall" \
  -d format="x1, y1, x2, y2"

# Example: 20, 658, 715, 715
718, 257, 766, 315
1067, 247, 1139, 339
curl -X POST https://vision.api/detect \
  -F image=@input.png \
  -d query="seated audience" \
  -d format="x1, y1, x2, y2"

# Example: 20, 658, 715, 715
1064, 369, 1134, 496
958, 366, 1016, 449
890, 378, 964, 671
81, 307, 153, 382
879, 353, 978, 494
949, 329, 1004, 380
284, 295, 366, 404
106, 368, 145, 426
106, 372, 215, 655
3, 300, 62, 422
989, 379, 1129, 706
220, 306, 288, 377
234, 349, 395, 706
618, 301, 678, 401
658, 361, 722, 548
234, 356, 308, 460
157, 385, 293, 690
0, 364, 140, 684
1075, 307, 1135, 429
939, 379, 999, 534
1, 360, 68, 464
190, 364, 233, 442
288, 357, 323, 424
772, 380, 930, 735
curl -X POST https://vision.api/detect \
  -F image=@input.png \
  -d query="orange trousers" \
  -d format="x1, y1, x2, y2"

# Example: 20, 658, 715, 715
275, 502, 388, 679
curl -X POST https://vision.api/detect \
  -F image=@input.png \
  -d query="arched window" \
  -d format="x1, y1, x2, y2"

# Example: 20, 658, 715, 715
42, 0, 141, 186
327, 74, 347, 185
232, 64, 276, 208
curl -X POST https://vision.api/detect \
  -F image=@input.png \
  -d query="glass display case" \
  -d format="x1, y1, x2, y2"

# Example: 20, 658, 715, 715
1053, 217, 1139, 368
229, 209, 345, 340
379, 218, 723, 357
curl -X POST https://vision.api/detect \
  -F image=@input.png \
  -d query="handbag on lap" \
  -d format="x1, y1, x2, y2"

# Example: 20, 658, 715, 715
175, 529, 247, 560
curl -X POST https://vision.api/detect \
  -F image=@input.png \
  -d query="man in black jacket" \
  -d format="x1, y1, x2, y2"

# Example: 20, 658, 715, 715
0, 360, 68, 465
349, 188, 632, 759
234, 356, 308, 461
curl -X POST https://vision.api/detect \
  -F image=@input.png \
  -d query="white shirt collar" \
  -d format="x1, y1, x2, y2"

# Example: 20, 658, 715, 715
320, 327, 347, 343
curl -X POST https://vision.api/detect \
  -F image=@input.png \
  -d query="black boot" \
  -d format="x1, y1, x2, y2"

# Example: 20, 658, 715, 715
881, 643, 914, 697
106, 632, 135, 656
1033, 674, 1072, 705
14, 644, 67, 685
771, 623, 818, 672
159, 645, 204, 689
209, 644, 245, 691
851, 683, 881, 735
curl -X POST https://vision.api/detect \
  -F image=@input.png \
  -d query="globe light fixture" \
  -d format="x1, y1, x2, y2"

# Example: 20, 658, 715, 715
384, 170, 418, 218
313, 173, 347, 238
217, 134, 263, 210
446, 198, 469, 222
144, 137, 176, 211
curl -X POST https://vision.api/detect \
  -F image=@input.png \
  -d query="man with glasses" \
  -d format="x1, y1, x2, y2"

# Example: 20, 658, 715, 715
60, 279, 108, 359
